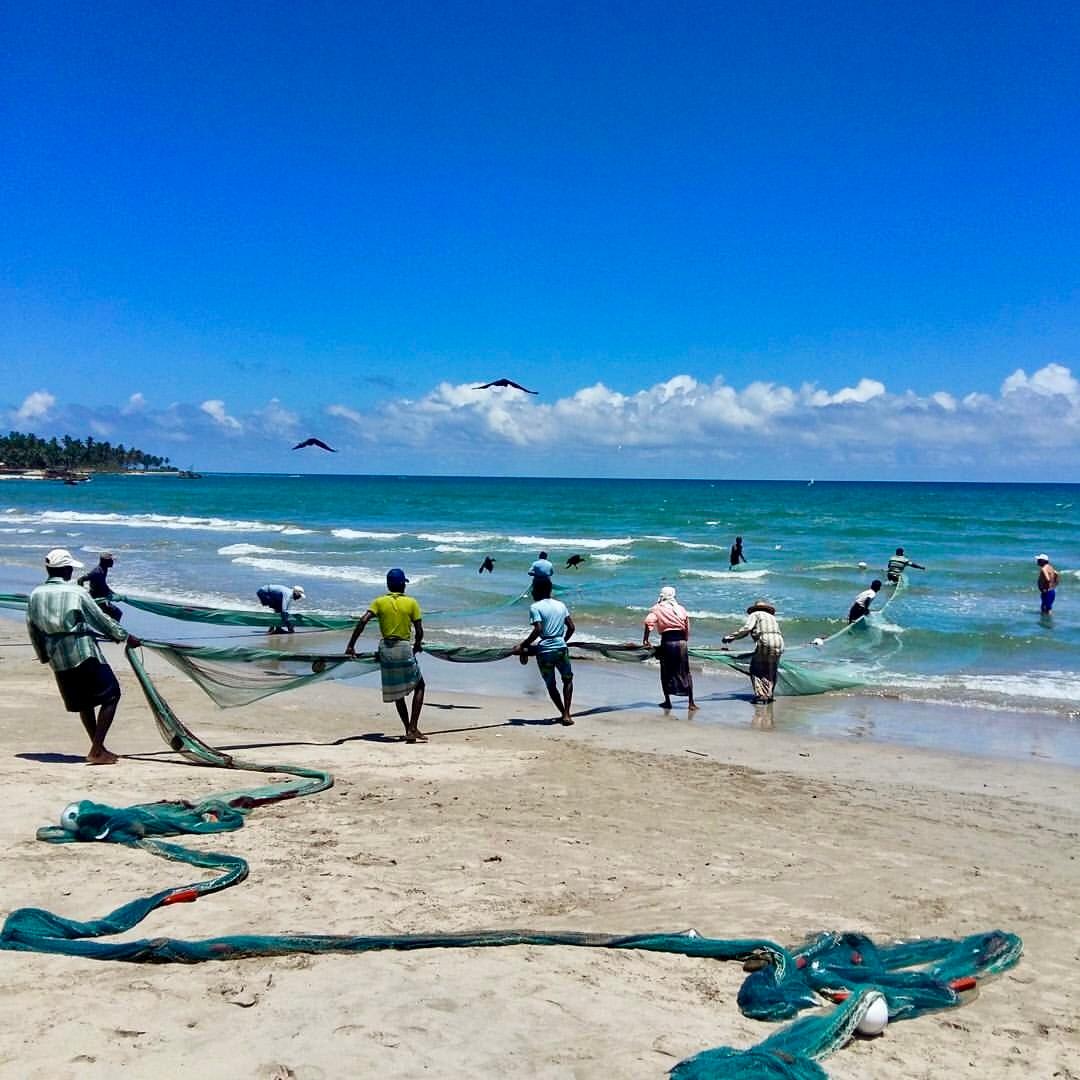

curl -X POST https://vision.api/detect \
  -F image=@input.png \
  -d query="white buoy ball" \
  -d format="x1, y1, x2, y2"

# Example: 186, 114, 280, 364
857, 995, 890, 1036
858, 561, 868, 570
60, 802, 82, 832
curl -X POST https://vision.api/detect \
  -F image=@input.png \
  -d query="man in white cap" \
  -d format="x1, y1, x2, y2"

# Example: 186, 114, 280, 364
1035, 554, 1060, 614
26, 549, 139, 765
255, 584, 305, 633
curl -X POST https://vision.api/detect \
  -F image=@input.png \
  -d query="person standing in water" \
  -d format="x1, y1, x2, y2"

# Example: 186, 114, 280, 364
1036, 554, 1060, 613
848, 580, 882, 623
730, 536, 747, 569
642, 585, 697, 711
77, 550, 122, 621
722, 599, 784, 704
886, 547, 924, 584
529, 551, 554, 580
347, 568, 426, 743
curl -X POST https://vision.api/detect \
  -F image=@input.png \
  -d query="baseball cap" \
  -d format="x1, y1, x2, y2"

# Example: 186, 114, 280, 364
292, 585, 305, 598
1035, 553, 1049, 562
386, 568, 409, 590
45, 548, 84, 570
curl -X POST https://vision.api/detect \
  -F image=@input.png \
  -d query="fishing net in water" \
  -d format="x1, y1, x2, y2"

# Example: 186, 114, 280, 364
113, 594, 359, 630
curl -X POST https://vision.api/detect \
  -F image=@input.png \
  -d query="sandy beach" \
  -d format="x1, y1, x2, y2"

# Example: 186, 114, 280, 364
0, 623, 1077, 1080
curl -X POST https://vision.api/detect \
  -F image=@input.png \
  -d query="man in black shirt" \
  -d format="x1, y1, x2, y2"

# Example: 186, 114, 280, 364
78, 552, 123, 621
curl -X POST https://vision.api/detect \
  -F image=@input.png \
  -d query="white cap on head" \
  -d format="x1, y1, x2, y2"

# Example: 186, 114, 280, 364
292, 585, 305, 598
658, 586, 677, 602
45, 548, 84, 570
1035, 553, 1049, 562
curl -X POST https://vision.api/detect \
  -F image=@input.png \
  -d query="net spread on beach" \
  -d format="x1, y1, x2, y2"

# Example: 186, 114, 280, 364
0, 581, 1023, 1077
0, 589, 877, 701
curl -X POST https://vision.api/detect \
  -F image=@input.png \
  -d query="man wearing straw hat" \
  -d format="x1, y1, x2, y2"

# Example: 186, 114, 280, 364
722, 599, 785, 704
26, 549, 139, 765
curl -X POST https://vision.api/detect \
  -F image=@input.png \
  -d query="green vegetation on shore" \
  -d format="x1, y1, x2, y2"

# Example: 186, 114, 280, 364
0, 431, 170, 472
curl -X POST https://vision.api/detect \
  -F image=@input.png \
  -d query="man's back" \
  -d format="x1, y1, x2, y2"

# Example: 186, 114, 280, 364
530, 558, 554, 578
369, 592, 421, 639
529, 597, 569, 650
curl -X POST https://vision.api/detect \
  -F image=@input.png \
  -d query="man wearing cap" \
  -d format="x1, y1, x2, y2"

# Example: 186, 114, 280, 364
346, 569, 426, 742
77, 551, 122, 621
26, 549, 139, 765
1036, 554, 1060, 614
722, 599, 785, 704
256, 584, 305, 633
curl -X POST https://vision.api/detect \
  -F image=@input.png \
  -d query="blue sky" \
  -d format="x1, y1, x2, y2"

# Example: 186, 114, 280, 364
3, 1, 1079, 478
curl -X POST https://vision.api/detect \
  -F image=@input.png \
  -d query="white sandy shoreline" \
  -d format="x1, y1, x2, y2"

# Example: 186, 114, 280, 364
0, 626, 1077, 1079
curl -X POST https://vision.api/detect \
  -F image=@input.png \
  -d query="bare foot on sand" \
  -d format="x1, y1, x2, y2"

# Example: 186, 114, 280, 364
86, 750, 119, 765
559, 716, 575, 726
405, 730, 429, 743
688, 702, 700, 712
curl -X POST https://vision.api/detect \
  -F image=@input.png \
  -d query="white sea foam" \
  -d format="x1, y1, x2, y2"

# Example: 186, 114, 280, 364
679, 568, 771, 580
281, 526, 316, 535
231, 554, 433, 586
434, 544, 481, 553
506, 535, 634, 550
33, 510, 299, 534
886, 670, 1080, 707
332, 529, 404, 541
217, 543, 280, 556
592, 554, 632, 563
417, 531, 498, 544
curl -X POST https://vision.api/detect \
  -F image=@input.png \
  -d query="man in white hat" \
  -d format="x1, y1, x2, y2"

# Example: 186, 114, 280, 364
26, 549, 139, 765
255, 584, 305, 633
1035, 554, 1060, 614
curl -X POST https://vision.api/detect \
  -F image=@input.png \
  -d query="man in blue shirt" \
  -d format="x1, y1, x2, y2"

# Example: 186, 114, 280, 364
513, 575, 575, 725
528, 551, 554, 580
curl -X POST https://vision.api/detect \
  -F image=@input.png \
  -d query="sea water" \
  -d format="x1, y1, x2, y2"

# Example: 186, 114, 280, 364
2, 474, 1077, 729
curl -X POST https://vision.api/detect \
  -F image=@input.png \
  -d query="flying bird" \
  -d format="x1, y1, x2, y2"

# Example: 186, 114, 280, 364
292, 438, 337, 452
478, 556, 496, 574
565, 554, 586, 569
474, 379, 538, 394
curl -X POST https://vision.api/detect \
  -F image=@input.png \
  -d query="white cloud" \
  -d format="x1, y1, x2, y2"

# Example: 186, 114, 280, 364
255, 398, 300, 434
14, 390, 56, 423
326, 403, 365, 425
121, 392, 147, 415
199, 399, 242, 432
1001, 362, 1079, 401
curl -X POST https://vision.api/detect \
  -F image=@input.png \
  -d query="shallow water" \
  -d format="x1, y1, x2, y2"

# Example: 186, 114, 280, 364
2, 474, 1077, 733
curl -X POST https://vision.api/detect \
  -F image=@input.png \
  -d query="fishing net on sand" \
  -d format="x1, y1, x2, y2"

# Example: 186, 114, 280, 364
0, 631, 1022, 1076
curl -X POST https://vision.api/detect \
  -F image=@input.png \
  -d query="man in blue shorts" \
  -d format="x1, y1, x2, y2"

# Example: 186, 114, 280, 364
513, 575, 575, 725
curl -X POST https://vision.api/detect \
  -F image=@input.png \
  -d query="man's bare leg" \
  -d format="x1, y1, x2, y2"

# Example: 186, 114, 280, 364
560, 677, 574, 725
543, 679, 565, 723
85, 700, 119, 765
394, 699, 411, 738
408, 679, 427, 741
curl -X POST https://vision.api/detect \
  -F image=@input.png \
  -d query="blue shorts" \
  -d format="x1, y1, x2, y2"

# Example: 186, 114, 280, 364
1041, 589, 1056, 612
536, 647, 573, 686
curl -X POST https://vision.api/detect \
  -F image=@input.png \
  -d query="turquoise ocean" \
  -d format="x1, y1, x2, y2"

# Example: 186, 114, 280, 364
2, 475, 1077, 759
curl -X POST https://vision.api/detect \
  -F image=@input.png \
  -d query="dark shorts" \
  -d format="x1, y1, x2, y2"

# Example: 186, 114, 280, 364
54, 658, 121, 713
536, 647, 573, 686
1041, 588, 1056, 613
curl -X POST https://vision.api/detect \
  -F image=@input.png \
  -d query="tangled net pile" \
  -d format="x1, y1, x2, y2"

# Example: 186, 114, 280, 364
0, 584, 1022, 1076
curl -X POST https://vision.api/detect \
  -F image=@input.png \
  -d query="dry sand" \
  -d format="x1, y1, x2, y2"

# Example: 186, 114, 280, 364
0, 626, 1077, 1079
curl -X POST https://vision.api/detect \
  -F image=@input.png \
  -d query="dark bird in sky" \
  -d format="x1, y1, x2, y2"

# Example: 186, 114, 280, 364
565, 554, 586, 569
473, 379, 538, 394
292, 438, 337, 452
478, 556, 496, 574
